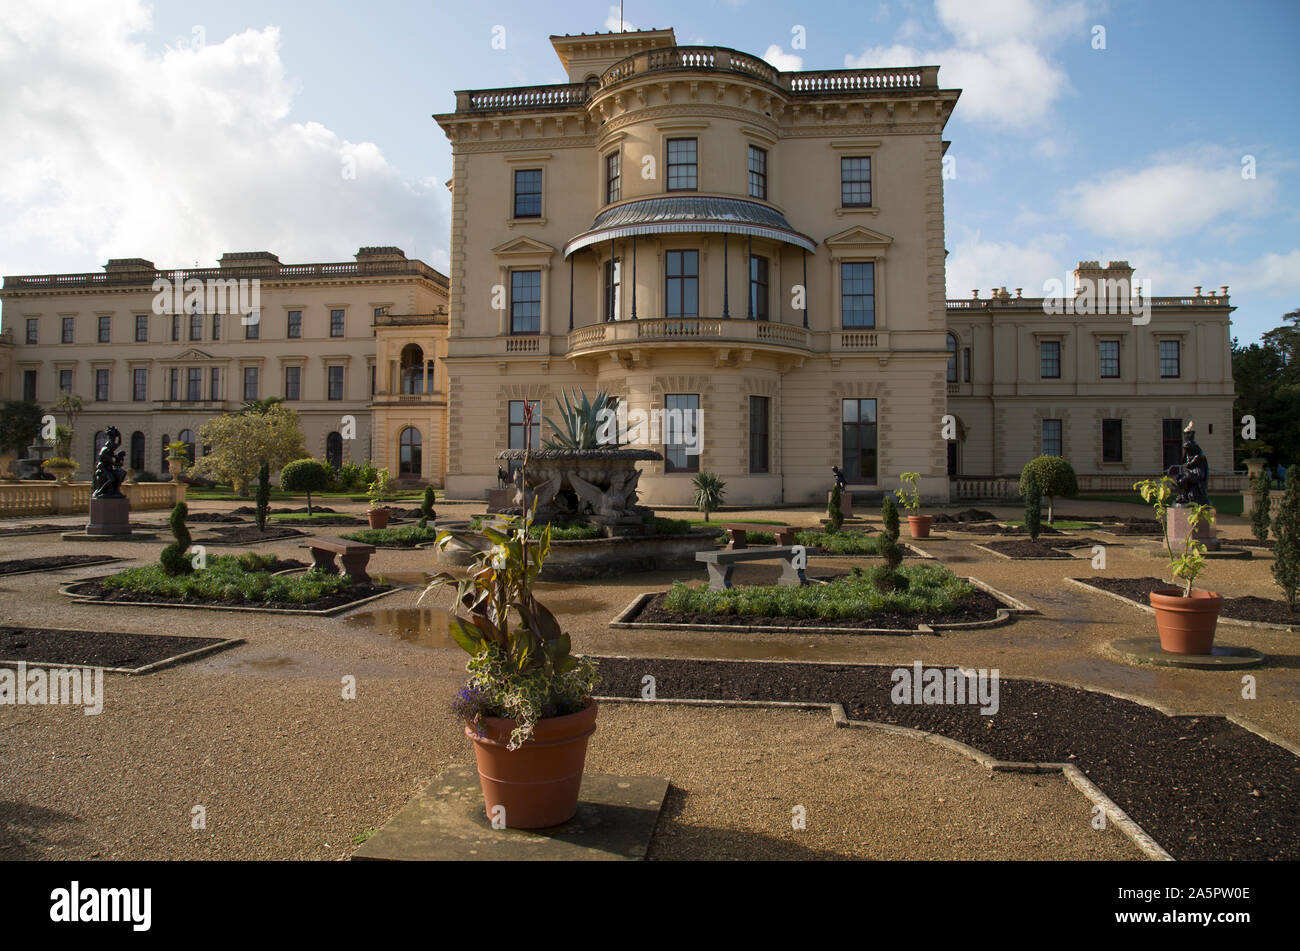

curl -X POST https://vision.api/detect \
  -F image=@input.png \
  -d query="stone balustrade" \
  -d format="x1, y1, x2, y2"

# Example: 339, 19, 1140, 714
0, 481, 186, 517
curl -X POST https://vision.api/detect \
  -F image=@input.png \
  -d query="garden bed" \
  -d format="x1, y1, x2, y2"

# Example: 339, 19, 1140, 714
1073, 576, 1299, 626
0, 555, 122, 576
931, 508, 997, 524
1220, 537, 1276, 550
973, 540, 1072, 560
198, 525, 309, 545
339, 525, 438, 548
0, 523, 67, 537
590, 657, 1300, 861
951, 523, 1064, 536
0, 626, 241, 673
1096, 517, 1163, 535
271, 514, 366, 526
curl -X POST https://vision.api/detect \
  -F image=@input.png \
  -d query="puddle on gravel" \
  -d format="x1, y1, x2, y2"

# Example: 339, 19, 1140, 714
233, 656, 301, 672
371, 571, 432, 586
343, 607, 460, 649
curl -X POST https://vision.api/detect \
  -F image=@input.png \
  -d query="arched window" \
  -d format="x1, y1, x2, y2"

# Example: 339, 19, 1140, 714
130, 431, 146, 473
326, 432, 343, 471
160, 434, 170, 471
947, 333, 959, 383
178, 429, 196, 463
400, 344, 425, 395
399, 427, 422, 477
92, 431, 107, 471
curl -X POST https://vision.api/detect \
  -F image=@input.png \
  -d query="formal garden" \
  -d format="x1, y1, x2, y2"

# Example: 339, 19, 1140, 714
0, 393, 1297, 863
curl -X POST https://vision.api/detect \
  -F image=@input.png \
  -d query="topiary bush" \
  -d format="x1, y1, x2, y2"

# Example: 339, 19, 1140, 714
877, 496, 906, 589
1023, 472, 1043, 542
1271, 472, 1299, 612
280, 458, 329, 516
1252, 472, 1272, 542
827, 483, 844, 532
1019, 455, 1078, 523
881, 495, 900, 543
420, 485, 436, 528
255, 462, 270, 532
159, 501, 193, 576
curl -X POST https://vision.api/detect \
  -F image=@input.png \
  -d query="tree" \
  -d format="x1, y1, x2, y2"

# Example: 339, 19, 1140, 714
1024, 472, 1043, 541
255, 462, 271, 532
191, 402, 306, 495
280, 458, 329, 516
1272, 474, 1300, 612
827, 483, 844, 532
53, 393, 84, 458
0, 401, 44, 455
1233, 308, 1300, 469
1251, 472, 1272, 542
691, 472, 726, 522
875, 496, 907, 591
1019, 456, 1078, 523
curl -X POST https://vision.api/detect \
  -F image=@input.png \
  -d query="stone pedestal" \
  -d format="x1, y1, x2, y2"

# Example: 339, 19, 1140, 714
829, 489, 853, 516
1167, 505, 1219, 551
87, 496, 133, 536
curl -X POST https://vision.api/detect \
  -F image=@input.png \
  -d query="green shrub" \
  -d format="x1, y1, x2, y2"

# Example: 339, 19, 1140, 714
1024, 472, 1043, 542
1252, 472, 1272, 542
280, 458, 329, 515
255, 462, 271, 532
1019, 456, 1078, 523
692, 471, 726, 522
340, 525, 439, 548
827, 483, 844, 532
648, 517, 694, 535
1272, 473, 1300, 611
881, 495, 900, 542
420, 485, 436, 528
878, 495, 904, 580
104, 554, 350, 604
159, 501, 193, 576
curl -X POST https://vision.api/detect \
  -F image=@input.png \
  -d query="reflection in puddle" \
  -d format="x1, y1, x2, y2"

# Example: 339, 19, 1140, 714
373, 571, 433, 586
343, 607, 460, 649
235, 656, 300, 672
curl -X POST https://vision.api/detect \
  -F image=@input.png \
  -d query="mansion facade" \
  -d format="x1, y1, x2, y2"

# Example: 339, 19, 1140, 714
0, 27, 1237, 504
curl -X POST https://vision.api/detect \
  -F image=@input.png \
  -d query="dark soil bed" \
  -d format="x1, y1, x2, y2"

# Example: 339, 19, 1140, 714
979, 540, 1071, 559
1076, 576, 1299, 625
590, 656, 1300, 861
1049, 536, 1107, 550
180, 512, 246, 523
0, 625, 233, 670
1221, 538, 1276, 550
272, 515, 365, 526
0, 555, 118, 575
199, 525, 308, 545
231, 505, 337, 516
626, 588, 1005, 630
65, 578, 391, 613
1099, 517, 1162, 535
0, 524, 66, 537
932, 508, 998, 524
955, 523, 1063, 536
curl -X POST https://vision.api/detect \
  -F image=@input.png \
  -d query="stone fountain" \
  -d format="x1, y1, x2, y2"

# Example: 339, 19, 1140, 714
496, 447, 662, 537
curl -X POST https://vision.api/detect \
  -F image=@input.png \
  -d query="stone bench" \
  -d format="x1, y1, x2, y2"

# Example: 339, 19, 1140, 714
696, 545, 807, 591
720, 522, 796, 549
303, 536, 376, 583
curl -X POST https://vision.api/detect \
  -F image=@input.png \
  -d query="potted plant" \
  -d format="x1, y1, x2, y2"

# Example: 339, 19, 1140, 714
366, 467, 394, 529
896, 472, 931, 538
1135, 476, 1222, 654
41, 457, 79, 484
166, 441, 189, 482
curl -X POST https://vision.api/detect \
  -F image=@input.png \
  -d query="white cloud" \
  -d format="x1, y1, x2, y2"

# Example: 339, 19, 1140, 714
846, 0, 1090, 129
604, 6, 636, 32
0, 0, 447, 276
761, 44, 803, 72
1060, 153, 1277, 243
944, 229, 1073, 297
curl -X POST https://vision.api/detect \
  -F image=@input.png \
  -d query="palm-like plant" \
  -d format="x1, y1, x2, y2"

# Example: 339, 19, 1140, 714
692, 471, 726, 522
543, 389, 621, 450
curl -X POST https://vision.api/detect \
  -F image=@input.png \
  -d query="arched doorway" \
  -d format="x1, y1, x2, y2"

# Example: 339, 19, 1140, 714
178, 429, 196, 463
326, 432, 343, 471
400, 344, 425, 395
160, 434, 170, 471
398, 427, 422, 478
130, 431, 145, 473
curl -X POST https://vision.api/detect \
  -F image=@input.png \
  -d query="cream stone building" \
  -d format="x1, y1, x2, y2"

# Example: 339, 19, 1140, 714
0, 248, 448, 483
435, 28, 960, 505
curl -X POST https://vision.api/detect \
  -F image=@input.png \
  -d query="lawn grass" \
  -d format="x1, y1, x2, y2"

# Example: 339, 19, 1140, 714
340, 525, 438, 547
187, 486, 429, 502
1001, 519, 1098, 530
270, 512, 364, 523
663, 562, 974, 619
101, 553, 353, 604
469, 515, 602, 540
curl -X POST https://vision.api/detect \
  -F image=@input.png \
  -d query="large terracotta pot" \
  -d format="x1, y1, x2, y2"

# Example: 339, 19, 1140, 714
367, 507, 390, 529
1149, 588, 1223, 654
907, 514, 933, 539
467, 701, 597, 829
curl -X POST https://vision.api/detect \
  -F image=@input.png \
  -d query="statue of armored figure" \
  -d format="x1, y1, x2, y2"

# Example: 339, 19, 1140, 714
1169, 421, 1210, 506
91, 426, 128, 499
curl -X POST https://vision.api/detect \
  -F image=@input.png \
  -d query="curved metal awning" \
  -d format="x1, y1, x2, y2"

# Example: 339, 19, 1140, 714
563, 197, 816, 258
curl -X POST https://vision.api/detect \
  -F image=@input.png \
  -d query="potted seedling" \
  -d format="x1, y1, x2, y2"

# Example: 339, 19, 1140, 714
366, 467, 395, 529
420, 400, 598, 828
896, 472, 931, 539
1135, 476, 1222, 654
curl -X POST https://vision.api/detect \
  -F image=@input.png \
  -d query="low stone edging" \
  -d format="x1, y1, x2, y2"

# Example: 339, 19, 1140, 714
1065, 577, 1297, 632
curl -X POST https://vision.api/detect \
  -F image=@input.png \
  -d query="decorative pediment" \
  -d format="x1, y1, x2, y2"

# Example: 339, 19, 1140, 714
823, 225, 894, 251
491, 236, 557, 260
163, 348, 221, 363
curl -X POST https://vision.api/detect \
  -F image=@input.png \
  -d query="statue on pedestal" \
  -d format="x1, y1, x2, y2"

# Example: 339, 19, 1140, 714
1169, 421, 1209, 506
831, 465, 847, 490
91, 426, 127, 499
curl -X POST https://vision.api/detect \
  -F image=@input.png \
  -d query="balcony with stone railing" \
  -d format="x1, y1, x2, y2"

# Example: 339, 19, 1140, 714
566, 316, 812, 358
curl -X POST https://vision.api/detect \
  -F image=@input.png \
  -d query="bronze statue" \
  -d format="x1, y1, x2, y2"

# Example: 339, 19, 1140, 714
91, 426, 127, 499
1169, 421, 1209, 505
832, 465, 847, 490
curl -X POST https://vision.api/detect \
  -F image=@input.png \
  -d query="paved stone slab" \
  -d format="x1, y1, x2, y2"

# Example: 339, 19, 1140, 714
352, 767, 669, 861
1109, 635, 1266, 669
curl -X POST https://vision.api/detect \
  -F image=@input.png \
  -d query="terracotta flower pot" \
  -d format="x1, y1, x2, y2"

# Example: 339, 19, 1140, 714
907, 514, 933, 539
466, 701, 598, 829
1149, 588, 1223, 654
367, 507, 390, 529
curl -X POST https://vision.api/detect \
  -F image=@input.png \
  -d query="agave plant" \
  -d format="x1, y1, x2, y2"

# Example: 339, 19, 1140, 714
543, 389, 622, 450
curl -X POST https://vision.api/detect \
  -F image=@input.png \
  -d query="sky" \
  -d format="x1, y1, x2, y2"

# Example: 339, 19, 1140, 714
0, 0, 1296, 344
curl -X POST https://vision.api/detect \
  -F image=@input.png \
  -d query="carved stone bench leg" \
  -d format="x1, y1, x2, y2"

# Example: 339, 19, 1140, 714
778, 559, 808, 587
775, 530, 794, 546
706, 562, 734, 591
310, 549, 339, 575
339, 552, 371, 583
727, 529, 747, 550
